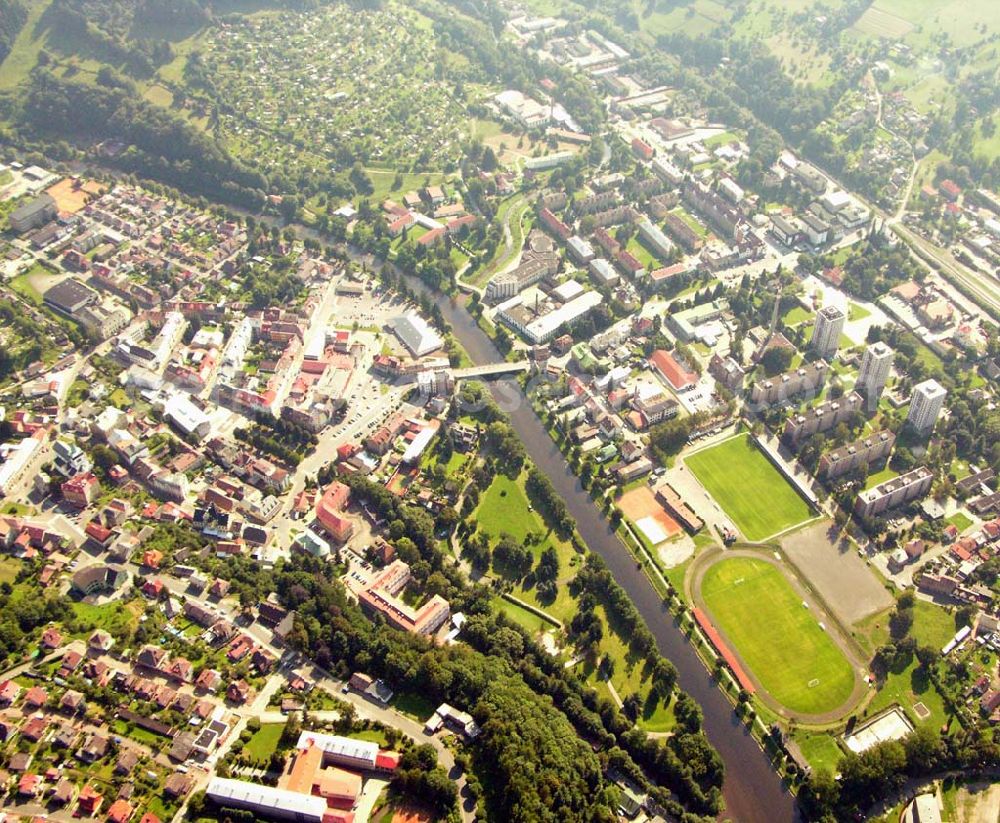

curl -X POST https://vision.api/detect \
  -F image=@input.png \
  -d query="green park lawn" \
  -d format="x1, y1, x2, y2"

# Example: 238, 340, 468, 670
365, 168, 447, 206
494, 596, 556, 634
792, 731, 845, 775
848, 302, 871, 322
70, 600, 142, 637
243, 723, 284, 762
476, 472, 540, 544
945, 511, 973, 533
580, 602, 676, 733
476, 471, 578, 622
0, 557, 22, 585
392, 691, 437, 722
865, 465, 900, 490
685, 434, 812, 541
783, 306, 813, 326
700, 557, 856, 715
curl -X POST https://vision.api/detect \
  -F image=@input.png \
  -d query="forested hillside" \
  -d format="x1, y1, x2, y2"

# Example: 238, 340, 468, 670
0, 0, 27, 63
20, 69, 267, 207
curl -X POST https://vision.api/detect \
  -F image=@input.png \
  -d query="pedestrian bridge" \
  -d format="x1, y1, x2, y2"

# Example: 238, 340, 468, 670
450, 361, 530, 380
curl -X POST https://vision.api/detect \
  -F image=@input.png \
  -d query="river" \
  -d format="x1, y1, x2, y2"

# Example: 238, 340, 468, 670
387, 266, 797, 823
247, 220, 797, 821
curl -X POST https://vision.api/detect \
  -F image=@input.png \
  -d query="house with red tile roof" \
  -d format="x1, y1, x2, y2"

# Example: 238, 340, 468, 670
165, 657, 194, 683
227, 634, 254, 662
41, 625, 63, 649
21, 715, 48, 742
84, 520, 115, 548
141, 579, 164, 599
107, 799, 133, 823
60, 689, 85, 713
0, 679, 21, 705
89, 629, 115, 652
952, 544, 973, 562
58, 649, 83, 678
24, 686, 47, 708
227, 678, 252, 704
78, 784, 104, 816
938, 179, 961, 202
195, 668, 222, 693
18, 772, 41, 797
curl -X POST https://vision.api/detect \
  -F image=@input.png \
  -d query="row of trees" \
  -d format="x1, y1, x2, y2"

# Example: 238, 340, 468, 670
525, 466, 574, 536
233, 424, 304, 467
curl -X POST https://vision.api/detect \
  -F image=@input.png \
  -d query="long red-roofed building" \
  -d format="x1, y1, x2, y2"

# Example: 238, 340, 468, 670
650, 349, 698, 391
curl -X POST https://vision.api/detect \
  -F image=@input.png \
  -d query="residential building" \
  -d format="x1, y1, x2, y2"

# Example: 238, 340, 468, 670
783, 392, 863, 446
857, 342, 894, 402
566, 235, 595, 264
61, 472, 100, 508
907, 379, 947, 435
749, 362, 827, 407
855, 466, 934, 519
426, 703, 481, 740
52, 439, 92, 477
770, 214, 801, 245
588, 257, 619, 288
662, 213, 703, 252
810, 305, 846, 360
630, 384, 678, 427
355, 560, 450, 637
631, 137, 654, 161
818, 430, 895, 481
637, 217, 674, 259
709, 354, 745, 392
316, 481, 353, 543
484, 230, 560, 303
538, 207, 571, 240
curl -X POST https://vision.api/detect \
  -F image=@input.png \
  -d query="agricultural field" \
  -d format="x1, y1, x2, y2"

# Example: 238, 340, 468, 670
196, 1, 487, 183
700, 556, 857, 715
685, 434, 813, 541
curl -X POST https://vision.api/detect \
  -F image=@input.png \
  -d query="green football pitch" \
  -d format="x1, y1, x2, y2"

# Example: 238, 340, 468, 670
686, 434, 812, 541
700, 556, 856, 715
